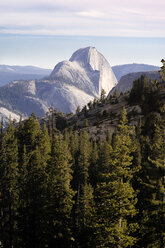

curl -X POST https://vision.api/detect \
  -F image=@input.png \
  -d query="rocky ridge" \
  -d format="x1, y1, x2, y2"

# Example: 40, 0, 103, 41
109, 71, 160, 95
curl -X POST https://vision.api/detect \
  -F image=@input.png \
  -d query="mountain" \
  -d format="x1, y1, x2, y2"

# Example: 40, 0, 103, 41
109, 71, 160, 95
112, 63, 160, 81
0, 65, 52, 86
50, 46, 117, 96
36, 46, 117, 113
0, 47, 117, 123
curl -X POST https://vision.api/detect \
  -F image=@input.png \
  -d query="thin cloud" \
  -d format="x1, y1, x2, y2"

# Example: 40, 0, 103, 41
77, 10, 106, 18
0, 0, 165, 37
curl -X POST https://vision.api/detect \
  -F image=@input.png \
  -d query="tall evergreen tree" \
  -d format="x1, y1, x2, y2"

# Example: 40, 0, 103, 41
74, 131, 94, 248
97, 140, 112, 183
89, 141, 99, 188
47, 134, 75, 248
17, 115, 40, 153
159, 59, 165, 82
100, 89, 106, 102
138, 105, 165, 248
39, 124, 51, 168
0, 120, 19, 248
94, 108, 138, 248
17, 117, 48, 248
17, 145, 29, 248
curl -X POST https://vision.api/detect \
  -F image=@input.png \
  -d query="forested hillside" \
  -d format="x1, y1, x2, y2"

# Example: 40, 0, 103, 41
0, 61, 165, 248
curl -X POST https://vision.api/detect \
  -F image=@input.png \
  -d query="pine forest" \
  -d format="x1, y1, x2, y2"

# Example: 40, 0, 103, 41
0, 64, 165, 248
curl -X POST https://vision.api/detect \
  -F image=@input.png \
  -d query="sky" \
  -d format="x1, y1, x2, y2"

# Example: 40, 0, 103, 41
0, 0, 165, 69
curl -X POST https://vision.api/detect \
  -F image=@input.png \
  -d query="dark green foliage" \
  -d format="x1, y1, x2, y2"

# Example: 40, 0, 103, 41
56, 115, 67, 130
73, 131, 95, 247
102, 110, 108, 117
113, 88, 119, 98
94, 108, 138, 248
93, 98, 98, 108
89, 141, 99, 188
82, 105, 87, 115
0, 81, 165, 248
129, 75, 162, 114
0, 121, 19, 248
135, 106, 165, 248
17, 118, 49, 248
88, 101, 93, 109
46, 134, 75, 248
84, 119, 89, 127
100, 89, 106, 102
129, 75, 149, 105
106, 129, 112, 144
159, 59, 165, 81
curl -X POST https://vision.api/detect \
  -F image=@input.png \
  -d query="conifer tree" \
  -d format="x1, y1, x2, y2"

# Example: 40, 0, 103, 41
100, 89, 106, 102
0, 120, 19, 248
70, 131, 79, 158
64, 128, 70, 144
93, 98, 98, 108
47, 134, 75, 248
74, 131, 94, 247
29, 146, 47, 248
106, 129, 112, 144
138, 105, 165, 247
20, 146, 48, 248
97, 140, 112, 183
129, 75, 149, 105
18, 116, 40, 153
131, 119, 142, 180
17, 117, 48, 248
159, 59, 165, 82
94, 108, 137, 248
17, 145, 29, 248
89, 141, 99, 188
87, 101, 93, 109
114, 89, 119, 98
39, 124, 51, 166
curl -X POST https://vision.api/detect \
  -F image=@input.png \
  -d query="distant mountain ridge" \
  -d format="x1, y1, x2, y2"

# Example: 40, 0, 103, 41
0, 65, 52, 86
112, 63, 160, 81
1, 62, 160, 87
109, 71, 161, 95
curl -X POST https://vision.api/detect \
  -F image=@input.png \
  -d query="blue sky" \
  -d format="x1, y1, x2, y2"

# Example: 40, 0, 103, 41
0, 0, 165, 68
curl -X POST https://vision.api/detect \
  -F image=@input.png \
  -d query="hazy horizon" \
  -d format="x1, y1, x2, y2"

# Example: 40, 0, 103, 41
0, 35, 164, 69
